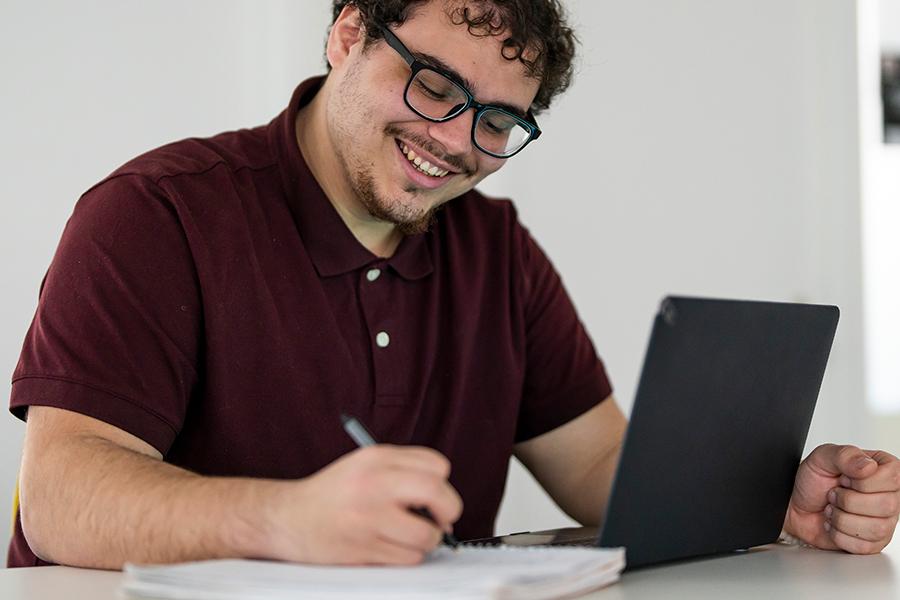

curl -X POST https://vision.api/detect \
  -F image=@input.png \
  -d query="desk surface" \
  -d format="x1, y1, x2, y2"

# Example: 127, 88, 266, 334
1, 542, 897, 599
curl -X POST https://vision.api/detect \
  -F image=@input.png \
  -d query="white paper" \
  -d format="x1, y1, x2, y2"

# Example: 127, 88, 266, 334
122, 545, 625, 600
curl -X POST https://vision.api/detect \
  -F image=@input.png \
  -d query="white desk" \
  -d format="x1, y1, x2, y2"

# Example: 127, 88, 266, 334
2, 542, 897, 599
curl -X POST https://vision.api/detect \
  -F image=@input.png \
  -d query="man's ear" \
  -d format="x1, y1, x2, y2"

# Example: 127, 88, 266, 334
326, 6, 366, 71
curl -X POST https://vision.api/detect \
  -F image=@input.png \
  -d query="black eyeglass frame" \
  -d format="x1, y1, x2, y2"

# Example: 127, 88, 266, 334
378, 25, 542, 159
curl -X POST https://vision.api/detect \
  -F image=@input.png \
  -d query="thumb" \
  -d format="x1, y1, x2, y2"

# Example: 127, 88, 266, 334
807, 444, 878, 478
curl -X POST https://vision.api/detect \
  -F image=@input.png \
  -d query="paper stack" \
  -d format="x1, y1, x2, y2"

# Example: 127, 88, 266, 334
122, 545, 625, 599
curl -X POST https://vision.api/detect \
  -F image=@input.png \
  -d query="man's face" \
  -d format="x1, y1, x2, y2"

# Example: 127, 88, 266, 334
325, 1, 541, 234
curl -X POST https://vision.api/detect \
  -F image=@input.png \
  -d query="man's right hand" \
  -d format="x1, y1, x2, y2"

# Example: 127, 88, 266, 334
20, 407, 462, 569
262, 445, 463, 565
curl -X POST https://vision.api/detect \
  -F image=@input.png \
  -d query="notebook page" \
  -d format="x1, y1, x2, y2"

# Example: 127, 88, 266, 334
123, 545, 625, 599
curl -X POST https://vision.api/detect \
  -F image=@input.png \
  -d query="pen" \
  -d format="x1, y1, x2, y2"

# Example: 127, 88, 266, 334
340, 413, 460, 549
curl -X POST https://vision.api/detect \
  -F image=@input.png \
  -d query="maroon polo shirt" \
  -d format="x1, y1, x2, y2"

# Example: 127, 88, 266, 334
8, 77, 611, 567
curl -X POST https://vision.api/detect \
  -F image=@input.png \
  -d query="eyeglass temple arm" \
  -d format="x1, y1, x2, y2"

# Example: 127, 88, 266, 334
378, 25, 416, 67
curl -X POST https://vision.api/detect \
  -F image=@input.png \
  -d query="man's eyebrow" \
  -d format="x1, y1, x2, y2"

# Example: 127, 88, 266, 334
412, 51, 530, 119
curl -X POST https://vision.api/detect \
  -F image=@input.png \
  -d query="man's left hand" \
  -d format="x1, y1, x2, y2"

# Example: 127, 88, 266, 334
784, 444, 900, 553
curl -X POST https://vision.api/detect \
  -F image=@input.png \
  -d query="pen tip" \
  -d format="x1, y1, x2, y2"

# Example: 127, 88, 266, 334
340, 413, 351, 425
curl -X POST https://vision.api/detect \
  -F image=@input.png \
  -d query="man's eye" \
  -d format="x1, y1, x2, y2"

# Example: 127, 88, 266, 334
416, 80, 449, 100
480, 115, 515, 135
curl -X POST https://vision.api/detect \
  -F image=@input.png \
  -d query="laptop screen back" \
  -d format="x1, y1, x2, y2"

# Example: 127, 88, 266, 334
598, 296, 839, 568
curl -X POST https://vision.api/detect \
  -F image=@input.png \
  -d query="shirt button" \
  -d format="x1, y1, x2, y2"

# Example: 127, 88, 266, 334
366, 268, 381, 282
375, 331, 390, 348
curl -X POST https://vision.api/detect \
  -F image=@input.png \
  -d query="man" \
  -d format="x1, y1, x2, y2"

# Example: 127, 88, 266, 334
8, 0, 900, 569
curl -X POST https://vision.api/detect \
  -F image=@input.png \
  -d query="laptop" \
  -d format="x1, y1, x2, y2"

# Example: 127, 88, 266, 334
466, 296, 840, 569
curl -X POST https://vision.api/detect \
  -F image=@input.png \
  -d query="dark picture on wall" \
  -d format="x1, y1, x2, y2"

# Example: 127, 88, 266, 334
883, 53, 900, 143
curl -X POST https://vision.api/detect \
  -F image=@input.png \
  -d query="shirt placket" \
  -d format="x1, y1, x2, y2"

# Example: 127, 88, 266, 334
358, 263, 408, 405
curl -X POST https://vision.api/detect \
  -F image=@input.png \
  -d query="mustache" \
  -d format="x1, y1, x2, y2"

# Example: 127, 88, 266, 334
385, 125, 474, 175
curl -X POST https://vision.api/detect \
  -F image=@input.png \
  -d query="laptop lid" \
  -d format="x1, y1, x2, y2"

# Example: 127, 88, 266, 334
597, 296, 839, 568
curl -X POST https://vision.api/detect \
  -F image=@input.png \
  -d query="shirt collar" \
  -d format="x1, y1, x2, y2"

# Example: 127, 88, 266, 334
268, 77, 433, 281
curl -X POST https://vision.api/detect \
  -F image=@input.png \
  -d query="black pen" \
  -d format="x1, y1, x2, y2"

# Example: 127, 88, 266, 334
340, 413, 460, 549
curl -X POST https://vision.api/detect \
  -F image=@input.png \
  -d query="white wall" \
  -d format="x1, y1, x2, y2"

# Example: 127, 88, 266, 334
864, 0, 900, 414
0, 0, 881, 554
882, 0, 900, 49
491, 0, 871, 533
0, 0, 334, 555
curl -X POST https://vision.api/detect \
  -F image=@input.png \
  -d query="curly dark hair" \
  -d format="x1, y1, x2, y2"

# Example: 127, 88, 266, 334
330, 0, 577, 113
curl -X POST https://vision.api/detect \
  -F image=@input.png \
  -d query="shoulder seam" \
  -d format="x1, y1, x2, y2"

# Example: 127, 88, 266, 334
152, 159, 279, 187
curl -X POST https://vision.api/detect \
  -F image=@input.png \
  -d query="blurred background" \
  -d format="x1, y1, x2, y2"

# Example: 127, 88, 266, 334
1, 0, 898, 560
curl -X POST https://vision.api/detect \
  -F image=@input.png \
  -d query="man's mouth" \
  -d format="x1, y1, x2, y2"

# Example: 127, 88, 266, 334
396, 140, 451, 178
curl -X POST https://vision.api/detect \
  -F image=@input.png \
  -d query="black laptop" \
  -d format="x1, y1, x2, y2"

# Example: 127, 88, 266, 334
466, 296, 840, 569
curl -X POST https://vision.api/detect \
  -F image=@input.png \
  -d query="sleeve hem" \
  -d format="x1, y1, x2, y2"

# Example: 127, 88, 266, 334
515, 364, 614, 443
9, 375, 179, 455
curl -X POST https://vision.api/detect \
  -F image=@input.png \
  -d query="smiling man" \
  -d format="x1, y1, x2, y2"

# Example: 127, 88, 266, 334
9, 0, 900, 569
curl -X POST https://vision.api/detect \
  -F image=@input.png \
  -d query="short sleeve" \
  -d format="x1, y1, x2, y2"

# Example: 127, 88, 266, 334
514, 224, 613, 442
9, 174, 201, 454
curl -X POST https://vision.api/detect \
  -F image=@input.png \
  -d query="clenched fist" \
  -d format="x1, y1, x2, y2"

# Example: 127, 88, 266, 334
784, 444, 900, 553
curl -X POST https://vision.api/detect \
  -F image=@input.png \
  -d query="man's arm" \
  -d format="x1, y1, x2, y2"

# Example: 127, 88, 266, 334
514, 397, 900, 552
19, 406, 462, 569
513, 396, 627, 526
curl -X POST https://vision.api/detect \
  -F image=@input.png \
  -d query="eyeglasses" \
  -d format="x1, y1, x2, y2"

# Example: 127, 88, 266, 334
379, 25, 542, 159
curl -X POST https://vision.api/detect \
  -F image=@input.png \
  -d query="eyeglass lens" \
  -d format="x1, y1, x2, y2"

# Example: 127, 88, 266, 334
406, 68, 531, 157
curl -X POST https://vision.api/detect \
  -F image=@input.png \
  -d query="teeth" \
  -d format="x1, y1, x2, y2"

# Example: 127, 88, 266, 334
398, 141, 450, 178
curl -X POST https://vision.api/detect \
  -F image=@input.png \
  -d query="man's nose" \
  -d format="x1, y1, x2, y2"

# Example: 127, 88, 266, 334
426, 109, 475, 159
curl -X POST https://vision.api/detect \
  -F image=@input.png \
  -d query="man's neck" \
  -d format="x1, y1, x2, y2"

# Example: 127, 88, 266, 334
294, 84, 402, 258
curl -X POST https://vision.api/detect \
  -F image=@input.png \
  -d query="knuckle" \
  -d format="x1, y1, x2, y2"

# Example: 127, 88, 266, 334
452, 495, 464, 521
830, 505, 844, 521
420, 476, 444, 501
418, 448, 451, 475
873, 520, 892, 540
863, 541, 885, 555
890, 465, 900, 489
434, 453, 452, 476
838, 445, 860, 464
426, 446, 450, 464
831, 487, 845, 507
886, 494, 900, 517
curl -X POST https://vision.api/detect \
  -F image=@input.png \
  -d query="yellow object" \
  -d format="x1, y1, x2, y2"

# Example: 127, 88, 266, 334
11, 478, 19, 534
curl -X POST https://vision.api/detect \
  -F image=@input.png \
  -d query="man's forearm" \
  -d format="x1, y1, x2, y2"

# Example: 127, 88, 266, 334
19, 406, 463, 569
20, 433, 282, 569
513, 398, 627, 527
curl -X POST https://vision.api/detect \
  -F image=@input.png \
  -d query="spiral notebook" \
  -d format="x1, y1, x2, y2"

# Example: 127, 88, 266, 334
122, 545, 624, 600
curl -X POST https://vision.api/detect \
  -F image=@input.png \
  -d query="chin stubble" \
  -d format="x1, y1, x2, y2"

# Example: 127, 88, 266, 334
353, 168, 439, 235
329, 75, 445, 235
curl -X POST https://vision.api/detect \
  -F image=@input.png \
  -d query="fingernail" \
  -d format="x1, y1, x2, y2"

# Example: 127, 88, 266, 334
824, 521, 831, 532
828, 489, 837, 503
824, 505, 833, 518
855, 457, 874, 470
840, 475, 852, 488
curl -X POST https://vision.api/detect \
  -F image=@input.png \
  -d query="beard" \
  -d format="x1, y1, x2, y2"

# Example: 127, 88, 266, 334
350, 162, 440, 236
326, 67, 460, 236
